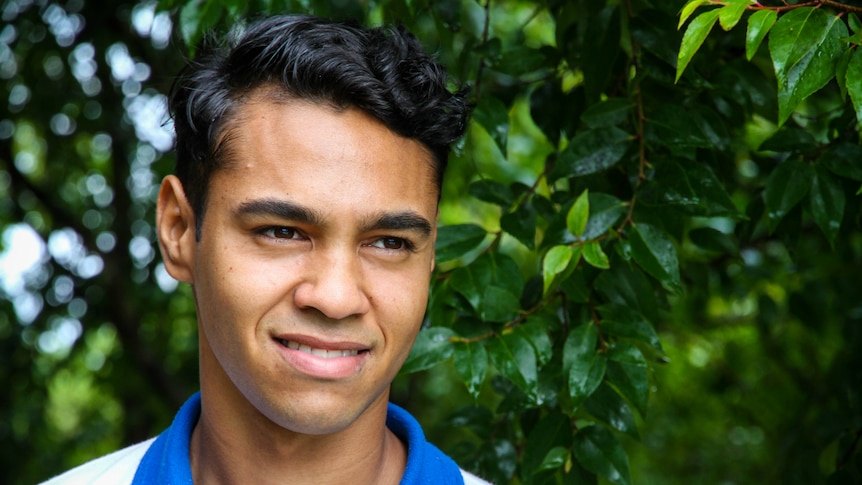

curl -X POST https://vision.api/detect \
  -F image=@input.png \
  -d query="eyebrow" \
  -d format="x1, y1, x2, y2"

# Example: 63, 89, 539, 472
235, 198, 433, 236
235, 198, 325, 226
361, 211, 433, 237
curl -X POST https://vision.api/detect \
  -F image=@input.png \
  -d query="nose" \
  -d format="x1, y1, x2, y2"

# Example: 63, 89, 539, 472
292, 248, 371, 320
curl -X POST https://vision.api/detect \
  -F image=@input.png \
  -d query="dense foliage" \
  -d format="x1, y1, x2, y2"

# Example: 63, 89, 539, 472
2, 0, 861, 483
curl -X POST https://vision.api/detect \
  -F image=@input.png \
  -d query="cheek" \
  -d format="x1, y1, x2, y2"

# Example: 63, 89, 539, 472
195, 255, 279, 334
374, 270, 430, 341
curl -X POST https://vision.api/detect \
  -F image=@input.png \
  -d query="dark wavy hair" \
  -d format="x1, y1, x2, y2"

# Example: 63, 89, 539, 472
169, 15, 470, 238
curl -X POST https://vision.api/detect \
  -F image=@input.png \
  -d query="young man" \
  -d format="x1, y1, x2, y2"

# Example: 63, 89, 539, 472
42, 14, 487, 485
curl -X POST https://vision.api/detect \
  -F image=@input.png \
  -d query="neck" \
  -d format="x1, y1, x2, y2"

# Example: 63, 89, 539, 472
189, 391, 406, 485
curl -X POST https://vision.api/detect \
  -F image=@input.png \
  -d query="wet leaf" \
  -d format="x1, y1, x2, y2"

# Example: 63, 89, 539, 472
516, 318, 554, 367
451, 253, 523, 312
808, 166, 845, 247
581, 98, 634, 128
489, 332, 539, 401
501, 202, 537, 249
543, 244, 576, 294
629, 223, 681, 293
453, 341, 488, 399
599, 304, 664, 355
567, 189, 590, 238
769, 7, 848, 125
563, 322, 607, 409
763, 159, 813, 231
678, 0, 708, 29
676, 8, 720, 81
552, 127, 632, 180
537, 447, 570, 472
436, 224, 487, 263
573, 425, 632, 485
607, 343, 650, 417
470, 179, 514, 207
845, 48, 862, 124
689, 227, 737, 255
522, 411, 571, 477
584, 383, 640, 439
474, 94, 510, 155
402, 327, 456, 374
583, 241, 610, 270
583, 194, 628, 240
718, 0, 749, 31
746, 9, 777, 60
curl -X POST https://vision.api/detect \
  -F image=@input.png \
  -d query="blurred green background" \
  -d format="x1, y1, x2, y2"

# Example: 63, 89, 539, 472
2, 0, 861, 484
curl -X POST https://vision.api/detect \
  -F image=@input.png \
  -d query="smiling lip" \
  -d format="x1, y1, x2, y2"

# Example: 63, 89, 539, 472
273, 336, 369, 379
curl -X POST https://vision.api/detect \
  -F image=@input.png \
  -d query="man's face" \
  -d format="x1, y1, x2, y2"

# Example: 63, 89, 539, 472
171, 96, 438, 435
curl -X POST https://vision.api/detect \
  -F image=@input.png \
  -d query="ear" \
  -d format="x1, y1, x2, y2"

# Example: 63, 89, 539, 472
156, 175, 196, 283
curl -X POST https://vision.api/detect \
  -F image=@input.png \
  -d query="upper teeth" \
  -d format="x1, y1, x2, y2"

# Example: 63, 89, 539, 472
284, 340, 360, 358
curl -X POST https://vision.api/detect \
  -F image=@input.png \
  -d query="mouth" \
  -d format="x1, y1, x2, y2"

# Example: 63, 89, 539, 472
273, 336, 370, 379
275, 338, 368, 359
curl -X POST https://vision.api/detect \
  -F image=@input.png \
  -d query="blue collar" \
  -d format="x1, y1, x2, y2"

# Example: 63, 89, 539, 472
131, 393, 464, 485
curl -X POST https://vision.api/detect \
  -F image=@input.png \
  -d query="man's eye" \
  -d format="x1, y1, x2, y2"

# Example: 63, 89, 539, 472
263, 227, 299, 239
370, 237, 407, 250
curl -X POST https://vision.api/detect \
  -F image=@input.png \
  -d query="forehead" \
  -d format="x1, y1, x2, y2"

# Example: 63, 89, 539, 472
207, 95, 439, 217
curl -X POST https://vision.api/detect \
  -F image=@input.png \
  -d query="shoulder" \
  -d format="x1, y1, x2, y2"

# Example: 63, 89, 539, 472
39, 438, 156, 485
461, 469, 493, 484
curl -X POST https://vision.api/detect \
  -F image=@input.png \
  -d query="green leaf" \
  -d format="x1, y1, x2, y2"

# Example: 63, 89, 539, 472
820, 143, 862, 181
451, 253, 524, 313
179, 0, 222, 51
850, 12, 862, 34
453, 341, 488, 399
567, 189, 590, 237
678, 0, 708, 29
759, 126, 818, 153
543, 245, 575, 294
583, 5, 621, 102
583, 194, 627, 240
573, 425, 632, 485
642, 159, 738, 217
474, 94, 510, 155
645, 105, 714, 150
537, 446, 570, 472
594, 262, 660, 324
599, 304, 664, 355
689, 227, 737, 255
583, 241, 610, 270
845, 48, 862, 124
552, 127, 632, 180
501, 202, 537, 249
581, 99, 634, 129
563, 322, 607, 409
584, 383, 639, 439
718, 0, 750, 31
607, 343, 650, 417
530, 82, 584, 145
676, 9, 721, 82
496, 46, 548, 77
517, 318, 554, 367
481, 285, 521, 323
488, 332, 539, 401
746, 9, 777, 60
769, 8, 849, 125
808, 166, 845, 247
435, 224, 487, 263
763, 159, 814, 231
401, 327, 456, 374
522, 411, 572, 477
629, 223, 681, 293
836, 48, 853, 99
469, 179, 514, 207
